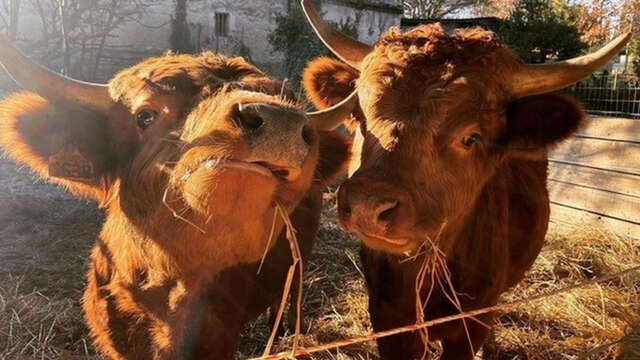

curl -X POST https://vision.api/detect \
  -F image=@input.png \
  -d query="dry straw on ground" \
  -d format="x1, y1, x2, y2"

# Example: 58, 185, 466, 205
240, 192, 640, 360
1, 158, 639, 359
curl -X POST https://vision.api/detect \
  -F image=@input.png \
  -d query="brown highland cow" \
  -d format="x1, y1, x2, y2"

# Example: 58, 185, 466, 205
300, 1, 630, 358
0, 36, 357, 359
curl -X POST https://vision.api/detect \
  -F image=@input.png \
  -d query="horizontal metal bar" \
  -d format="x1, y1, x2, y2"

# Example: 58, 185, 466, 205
550, 201, 640, 226
573, 134, 640, 145
548, 178, 640, 200
547, 158, 640, 177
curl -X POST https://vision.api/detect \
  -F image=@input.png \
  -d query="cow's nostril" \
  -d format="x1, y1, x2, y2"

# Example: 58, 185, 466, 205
301, 125, 314, 145
272, 168, 290, 180
377, 200, 399, 225
236, 111, 265, 132
344, 204, 352, 218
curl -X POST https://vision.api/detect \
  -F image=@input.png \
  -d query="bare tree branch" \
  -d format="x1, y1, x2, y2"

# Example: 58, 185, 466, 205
1, 0, 161, 80
399, 0, 489, 18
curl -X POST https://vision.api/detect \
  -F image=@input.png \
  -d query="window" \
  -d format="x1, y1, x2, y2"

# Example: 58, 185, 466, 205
215, 13, 229, 37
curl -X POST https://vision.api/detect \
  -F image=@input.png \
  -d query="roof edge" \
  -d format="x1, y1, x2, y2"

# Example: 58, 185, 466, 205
401, 16, 503, 26
326, 0, 404, 14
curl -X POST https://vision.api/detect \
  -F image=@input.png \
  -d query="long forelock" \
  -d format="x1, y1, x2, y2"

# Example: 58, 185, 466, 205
375, 24, 509, 68
108, 51, 295, 108
360, 24, 519, 124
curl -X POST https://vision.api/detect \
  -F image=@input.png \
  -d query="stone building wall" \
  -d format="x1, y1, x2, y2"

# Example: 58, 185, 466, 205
3, 0, 402, 82
109, 0, 290, 77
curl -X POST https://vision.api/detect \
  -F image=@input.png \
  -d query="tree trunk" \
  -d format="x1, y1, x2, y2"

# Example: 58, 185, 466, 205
8, 0, 20, 41
92, 0, 118, 81
170, 0, 193, 53
32, 0, 49, 44
58, 0, 70, 75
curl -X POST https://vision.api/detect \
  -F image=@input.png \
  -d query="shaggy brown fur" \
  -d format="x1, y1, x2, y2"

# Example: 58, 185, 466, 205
0, 51, 350, 359
303, 57, 363, 131
303, 57, 359, 110
304, 24, 585, 359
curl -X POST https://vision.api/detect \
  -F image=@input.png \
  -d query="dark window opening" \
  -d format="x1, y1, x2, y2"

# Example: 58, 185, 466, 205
215, 13, 229, 37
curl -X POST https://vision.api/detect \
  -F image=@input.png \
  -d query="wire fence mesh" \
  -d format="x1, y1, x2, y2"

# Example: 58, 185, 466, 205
563, 72, 640, 119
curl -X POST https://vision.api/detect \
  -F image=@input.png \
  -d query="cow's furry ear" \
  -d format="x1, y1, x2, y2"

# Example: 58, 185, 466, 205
303, 57, 359, 110
315, 130, 351, 184
303, 57, 363, 131
503, 94, 585, 157
0, 92, 119, 203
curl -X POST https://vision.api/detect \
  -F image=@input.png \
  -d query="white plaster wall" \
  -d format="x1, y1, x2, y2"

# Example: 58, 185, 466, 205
93, 0, 290, 76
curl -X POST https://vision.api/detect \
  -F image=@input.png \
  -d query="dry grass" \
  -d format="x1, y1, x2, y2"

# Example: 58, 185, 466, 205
1, 157, 639, 359
0, 281, 101, 360
239, 193, 640, 360
0, 158, 104, 360
486, 223, 640, 360
238, 189, 375, 360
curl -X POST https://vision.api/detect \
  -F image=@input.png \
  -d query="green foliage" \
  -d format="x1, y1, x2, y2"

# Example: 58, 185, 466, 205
268, 0, 359, 92
500, 0, 586, 63
629, 37, 640, 76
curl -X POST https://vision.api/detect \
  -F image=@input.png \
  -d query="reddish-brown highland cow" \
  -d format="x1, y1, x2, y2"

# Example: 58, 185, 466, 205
0, 35, 357, 359
300, 1, 630, 359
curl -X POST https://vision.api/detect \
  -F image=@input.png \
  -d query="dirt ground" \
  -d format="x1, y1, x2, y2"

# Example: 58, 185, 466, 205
0, 154, 639, 360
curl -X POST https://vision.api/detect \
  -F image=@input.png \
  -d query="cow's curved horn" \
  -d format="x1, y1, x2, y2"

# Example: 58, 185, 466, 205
301, 0, 372, 70
0, 35, 112, 112
307, 89, 358, 130
509, 32, 631, 98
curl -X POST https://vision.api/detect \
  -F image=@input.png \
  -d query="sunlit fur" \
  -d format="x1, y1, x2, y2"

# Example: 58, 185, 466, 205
304, 24, 585, 359
0, 51, 350, 359
302, 57, 364, 131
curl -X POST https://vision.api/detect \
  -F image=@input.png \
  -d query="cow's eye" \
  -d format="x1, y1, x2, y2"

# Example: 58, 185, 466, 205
136, 110, 158, 130
462, 133, 481, 148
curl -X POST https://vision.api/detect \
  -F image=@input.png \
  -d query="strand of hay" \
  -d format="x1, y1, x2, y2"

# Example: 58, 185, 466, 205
250, 264, 640, 360
162, 187, 206, 234
257, 208, 280, 275
413, 224, 447, 359
261, 203, 304, 358
414, 243, 435, 359
412, 223, 488, 359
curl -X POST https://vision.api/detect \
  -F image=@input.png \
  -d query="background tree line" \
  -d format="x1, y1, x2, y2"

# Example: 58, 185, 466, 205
0, 0, 161, 81
398, 0, 638, 71
1, 0, 637, 85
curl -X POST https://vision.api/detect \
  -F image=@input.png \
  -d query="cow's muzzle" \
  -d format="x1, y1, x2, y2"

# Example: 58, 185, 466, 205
233, 103, 314, 182
338, 177, 416, 250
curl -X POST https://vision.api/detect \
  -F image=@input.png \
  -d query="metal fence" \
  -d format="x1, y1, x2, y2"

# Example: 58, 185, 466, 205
563, 73, 640, 119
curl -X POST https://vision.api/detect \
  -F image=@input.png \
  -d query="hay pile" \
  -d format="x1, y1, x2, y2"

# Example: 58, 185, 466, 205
240, 192, 640, 360
0, 282, 100, 360
487, 223, 640, 359
0, 158, 103, 359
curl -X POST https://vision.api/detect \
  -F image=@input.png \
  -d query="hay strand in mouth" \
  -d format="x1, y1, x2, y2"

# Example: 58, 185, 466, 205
261, 202, 304, 358
257, 208, 280, 275
162, 187, 206, 234
414, 245, 434, 360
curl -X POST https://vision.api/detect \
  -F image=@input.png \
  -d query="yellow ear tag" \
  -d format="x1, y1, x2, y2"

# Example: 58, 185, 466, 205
48, 146, 95, 181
